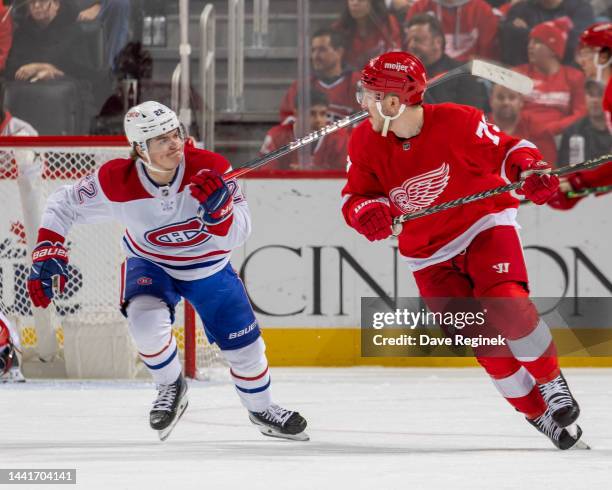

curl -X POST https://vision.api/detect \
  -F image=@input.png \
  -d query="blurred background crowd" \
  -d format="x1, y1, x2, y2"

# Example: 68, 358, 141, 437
0, 0, 610, 171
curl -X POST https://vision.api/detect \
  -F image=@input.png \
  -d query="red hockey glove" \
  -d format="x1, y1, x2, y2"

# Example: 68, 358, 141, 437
547, 173, 588, 210
27, 239, 69, 309
516, 161, 560, 205
348, 198, 393, 241
189, 169, 234, 236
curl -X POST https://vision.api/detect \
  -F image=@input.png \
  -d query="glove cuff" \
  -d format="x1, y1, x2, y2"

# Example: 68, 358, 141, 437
36, 228, 66, 245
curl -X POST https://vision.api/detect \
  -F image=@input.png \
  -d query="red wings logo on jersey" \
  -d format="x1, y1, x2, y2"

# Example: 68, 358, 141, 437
145, 218, 211, 247
389, 163, 450, 213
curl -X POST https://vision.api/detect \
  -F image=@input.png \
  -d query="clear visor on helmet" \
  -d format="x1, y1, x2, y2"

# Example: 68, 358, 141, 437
356, 85, 384, 105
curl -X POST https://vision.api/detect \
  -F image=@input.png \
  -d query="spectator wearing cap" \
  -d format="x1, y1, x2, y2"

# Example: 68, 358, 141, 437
0, 3, 12, 73
514, 18, 587, 163
500, 0, 595, 66
487, 83, 557, 165
261, 91, 349, 171
279, 28, 361, 123
404, 13, 488, 109
404, 0, 499, 62
333, 0, 402, 71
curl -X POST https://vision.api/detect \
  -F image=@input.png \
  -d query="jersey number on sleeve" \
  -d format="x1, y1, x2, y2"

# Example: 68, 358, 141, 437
476, 117, 500, 146
75, 175, 98, 203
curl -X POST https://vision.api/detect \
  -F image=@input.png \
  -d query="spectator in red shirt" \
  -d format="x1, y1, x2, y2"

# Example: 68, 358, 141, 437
515, 18, 587, 162
0, 3, 13, 73
404, 13, 489, 109
405, 0, 499, 62
261, 91, 349, 171
334, 0, 402, 71
279, 28, 361, 123
487, 83, 558, 164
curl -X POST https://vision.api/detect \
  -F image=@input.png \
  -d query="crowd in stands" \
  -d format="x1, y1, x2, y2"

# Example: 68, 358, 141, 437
267, 0, 611, 171
0, 0, 610, 173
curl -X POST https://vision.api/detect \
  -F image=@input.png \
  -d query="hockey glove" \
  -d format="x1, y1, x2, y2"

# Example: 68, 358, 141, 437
27, 241, 69, 308
348, 198, 393, 241
516, 161, 560, 205
548, 174, 587, 211
189, 168, 234, 236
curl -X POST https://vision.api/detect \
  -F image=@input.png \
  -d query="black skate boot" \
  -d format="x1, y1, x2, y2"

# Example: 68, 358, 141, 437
538, 373, 580, 427
150, 374, 188, 441
249, 404, 309, 441
527, 409, 589, 450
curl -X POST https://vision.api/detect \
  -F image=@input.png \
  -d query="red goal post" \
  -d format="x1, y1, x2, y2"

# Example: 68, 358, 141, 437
0, 136, 212, 379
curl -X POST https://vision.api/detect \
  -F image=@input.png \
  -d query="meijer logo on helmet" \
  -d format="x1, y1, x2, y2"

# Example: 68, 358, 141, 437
384, 62, 409, 73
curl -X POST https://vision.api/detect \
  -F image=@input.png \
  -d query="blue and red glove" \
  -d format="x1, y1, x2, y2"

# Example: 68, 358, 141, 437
27, 233, 69, 309
516, 160, 560, 205
189, 169, 234, 236
347, 197, 393, 241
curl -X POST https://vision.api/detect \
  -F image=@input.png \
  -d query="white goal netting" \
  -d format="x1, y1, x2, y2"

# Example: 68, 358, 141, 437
0, 138, 223, 379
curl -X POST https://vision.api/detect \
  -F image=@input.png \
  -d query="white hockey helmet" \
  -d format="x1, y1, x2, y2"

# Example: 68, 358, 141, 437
124, 101, 183, 172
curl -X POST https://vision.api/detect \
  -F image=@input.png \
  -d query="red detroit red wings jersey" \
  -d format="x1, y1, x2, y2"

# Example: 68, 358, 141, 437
39, 143, 251, 281
342, 103, 542, 271
406, 0, 499, 62
279, 72, 362, 123
605, 78, 612, 135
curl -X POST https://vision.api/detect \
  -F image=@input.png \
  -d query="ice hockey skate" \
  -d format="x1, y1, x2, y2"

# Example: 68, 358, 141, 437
527, 409, 589, 450
538, 373, 580, 427
249, 404, 309, 441
150, 374, 189, 441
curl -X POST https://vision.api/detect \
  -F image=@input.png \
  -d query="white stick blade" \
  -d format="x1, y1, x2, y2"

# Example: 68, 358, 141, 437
471, 60, 534, 95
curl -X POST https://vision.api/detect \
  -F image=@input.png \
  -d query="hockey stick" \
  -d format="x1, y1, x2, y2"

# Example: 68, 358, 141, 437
391, 153, 612, 234
566, 184, 612, 199
225, 60, 533, 180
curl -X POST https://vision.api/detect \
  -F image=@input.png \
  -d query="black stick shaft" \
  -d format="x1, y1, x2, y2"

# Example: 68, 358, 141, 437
226, 63, 474, 179
393, 153, 612, 225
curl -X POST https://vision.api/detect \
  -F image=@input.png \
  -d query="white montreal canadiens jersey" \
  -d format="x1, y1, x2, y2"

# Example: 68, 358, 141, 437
39, 145, 251, 281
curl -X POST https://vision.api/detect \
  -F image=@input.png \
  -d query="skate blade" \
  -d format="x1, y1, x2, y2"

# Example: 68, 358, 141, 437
566, 424, 590, 450
158, 397, 189, 442
249, 415, 309, 441
570, 438, 591, 450
256, 425, 310, 441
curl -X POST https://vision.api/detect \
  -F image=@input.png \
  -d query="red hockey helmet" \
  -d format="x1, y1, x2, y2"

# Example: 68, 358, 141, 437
360, 51, 427, 106
579, 22, 612, 49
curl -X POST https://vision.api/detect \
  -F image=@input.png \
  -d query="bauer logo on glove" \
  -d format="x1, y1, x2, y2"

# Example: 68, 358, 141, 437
27, 240, 69, 309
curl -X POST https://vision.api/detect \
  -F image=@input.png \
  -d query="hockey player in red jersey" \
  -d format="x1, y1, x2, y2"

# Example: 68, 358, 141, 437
342, 51, 586, 449
26, 101, 308, 442
548, 22, 612, 210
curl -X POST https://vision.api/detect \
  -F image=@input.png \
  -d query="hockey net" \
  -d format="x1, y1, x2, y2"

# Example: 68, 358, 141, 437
0, 136, 223, 379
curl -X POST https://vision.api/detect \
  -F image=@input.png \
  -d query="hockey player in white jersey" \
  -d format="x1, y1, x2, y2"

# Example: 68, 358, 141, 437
26, 101, 308, 441
0, 310, 26, 383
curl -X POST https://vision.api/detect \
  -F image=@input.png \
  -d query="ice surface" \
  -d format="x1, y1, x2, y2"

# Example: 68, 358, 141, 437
2, 368, 611, 490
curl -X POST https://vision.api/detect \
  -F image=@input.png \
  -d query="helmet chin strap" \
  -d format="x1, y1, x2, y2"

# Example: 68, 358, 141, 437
137, 144, 176, 174
594, 52, 612, 82
376, 101, 406, 137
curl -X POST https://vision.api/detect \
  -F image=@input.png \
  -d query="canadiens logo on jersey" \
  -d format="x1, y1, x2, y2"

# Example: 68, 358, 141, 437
145, 218, 211, 248
389, 163, 450, 213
